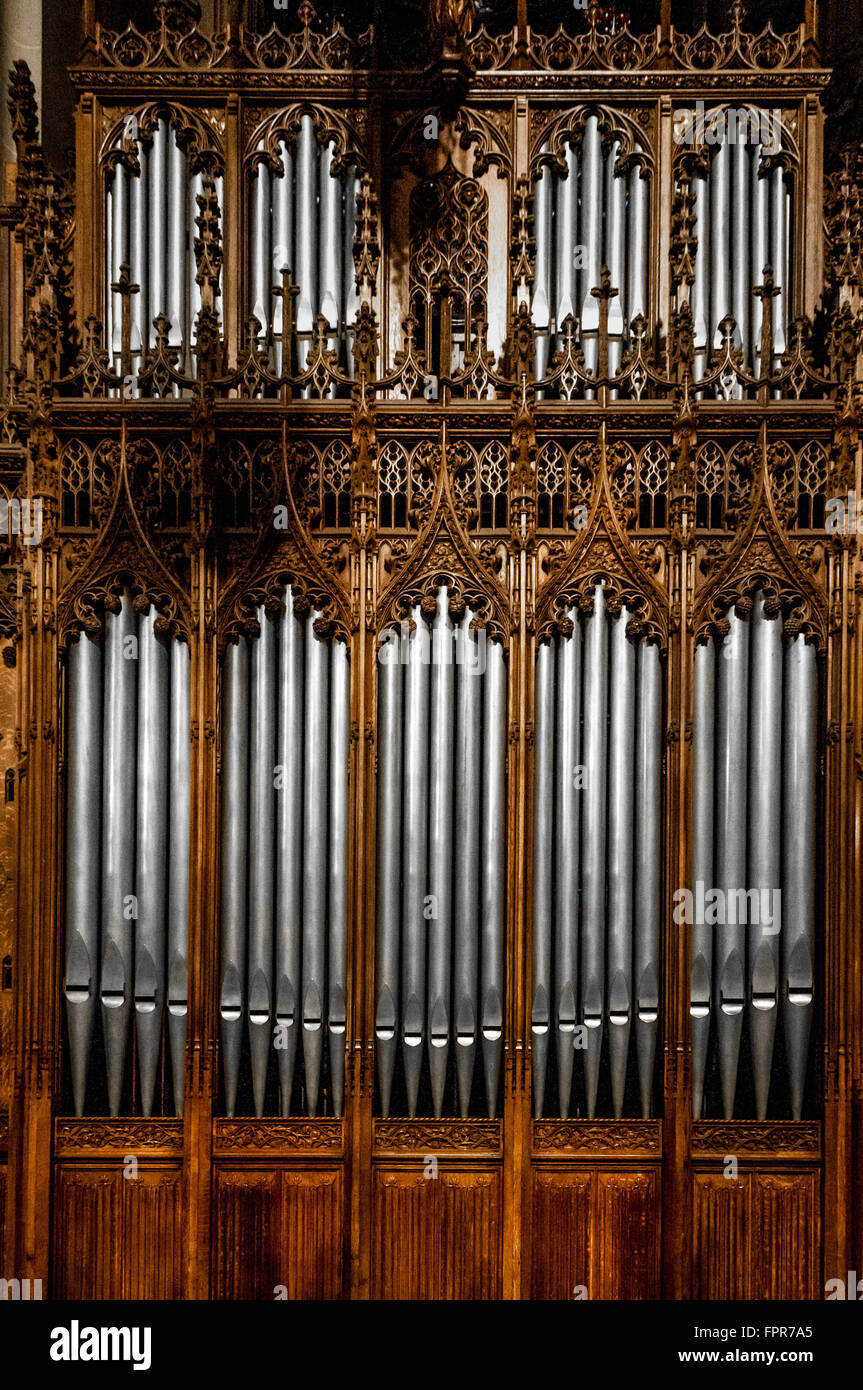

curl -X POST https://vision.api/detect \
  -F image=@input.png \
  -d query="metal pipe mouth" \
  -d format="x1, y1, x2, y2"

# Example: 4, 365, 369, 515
65, 985, 91, 1004
100, 990, 125, 1008
751, 991, 776, 1012
168, 997, 187, 1017
720, 994, 744, 1016
787, 987, 812, 1006
134, 994, 157, 1013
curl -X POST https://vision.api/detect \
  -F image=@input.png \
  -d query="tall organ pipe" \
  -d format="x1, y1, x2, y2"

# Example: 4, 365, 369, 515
481, 637, 506, 1117
302, 609, 329, 1116
275, 588, 304, 1114
454, 612, 482, 1115
782, 634, 816, 1120
328, 638, 350, 1117
134, 607, 170, 1117
692, 172, 710, 381
129, 148, 147, 355
219, 637, 249, 1117
110, 164, 128, 359
64, 632, 103, 1117
248, 606, 277, 1117
710, 136, 731, 347
167, 640, 190, 1116
555, 143, 578, 329
343, 166, 359, 373
148, 120, 168, 350
581, 585, 608, 1116
532, 638, 555, 1117
715, 608, 749, 1117
167, 134, 186, 348
532, 152, 553, 380
428, 590, 455, 1116
751, 155, 770, 376
605, 140, 626, 377
627, 156, 648, 329
319, 142, 342, 334
607, 608, 635, 1117
401, 605, 430, 1115
771, 163, 788, 359
295, 115, 319, 340
251, 144, 272, 341
731, 140, 750, 365
554, 612, 581, 1117
375, 631, 402, 1116
748, 595, 783, 1118
101, 595, 138, 1116
634, 640, 661, 1117
691, 641, 715, 1118
580, 116, 602, 381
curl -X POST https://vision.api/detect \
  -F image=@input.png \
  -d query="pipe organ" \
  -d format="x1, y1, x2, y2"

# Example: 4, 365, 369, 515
105, 116, 223, 378
64, 594, 190, 1118
220, 589, 350, 1118
248, 116, 359, 373
531, 117, 650, 381
691, 597, 816, 1123
685, 109, 793, 380
3, 0, 862, 1304
533, 585, 662, 1120
376, 591, 507, 1119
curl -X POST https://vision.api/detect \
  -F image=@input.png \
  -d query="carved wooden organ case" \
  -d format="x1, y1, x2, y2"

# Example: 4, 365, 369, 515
1, 1, 862, 1300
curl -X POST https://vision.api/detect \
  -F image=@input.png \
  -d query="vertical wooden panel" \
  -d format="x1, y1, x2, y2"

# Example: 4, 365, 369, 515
595, 1171, 660, 1299
54, 1165, 182, 1300
692, 1172, 749, 1299
213, 1169, 282, 1299
530, 1169, 592, 1300
280, 1169, 345, 1300
372, 1170, 436, 1300
750, 1172, 820, 1300
0, 1163, 7, 1266
54, 1168, 120, 1298
439, 1171, 501, 1299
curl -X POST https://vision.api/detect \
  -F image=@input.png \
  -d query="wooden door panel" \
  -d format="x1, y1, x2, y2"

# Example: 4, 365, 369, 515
594, 1171, 660, 1299
372, 1167, 501, 1299
530, 1169, 592, 1300
692, 1173, 749, 1299
280, 1169, 345, 1300
54, 1165, 182, 1299
750, 1172, 820, 1300
213, 1168, 282, 1299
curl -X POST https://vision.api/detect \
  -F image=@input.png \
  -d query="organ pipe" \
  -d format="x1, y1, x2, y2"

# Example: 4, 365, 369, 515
532, 638, 554, 1116
606, 607, 635, 1118
581, 585, 609, 1117
454, 612, 482, 1116
302, 609, 329, 1116
480, 637, 506, 1116
691, 641, 715, 1118
710, 135, 731, 348
275, 588, 304, 1114
553, 609, 580, 1118
328, 638, 350, 1117
219, 637, 250, 1118
428, 590, 455, 1116
634, 640, 661, 1117
248, 606, 277, 1117
401, 605, 430, 1115
375, 631, 402, 1116
134, 607, 170, 1117
167, 641, 190, 1116
64, 632, 103, 1117
782, 634, 816, 1120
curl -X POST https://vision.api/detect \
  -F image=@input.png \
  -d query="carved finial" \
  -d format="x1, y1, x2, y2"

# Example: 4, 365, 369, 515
428, 0, 476, 42
591, 265, 619, 379
110, 262, 140, 377
7, 60, 38, 153
753, 264, 780, 376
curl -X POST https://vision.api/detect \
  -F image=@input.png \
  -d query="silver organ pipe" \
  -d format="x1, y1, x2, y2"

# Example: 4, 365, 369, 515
715, 607, 749, 1118
343, 166, 360, 374
296, 114, 319, 362
319, 141, 342, 335
101, 595, 138, 1116
533, 124, 650, 386
134, 606, 170, 1116
454, 613, 482, 1116
64, 594, 189, 1117
106, 116, 214, 377
634, 641, 661, 1117
167, 641, 190, 1115
581, 586, 608, 1117
64, 632, 103, 1118
710, 133, 731, 349
532, 151, 553, 382
428, 589, 455, 1117
731, 139, 750, 371
692, 608, 817, 1119
328, 638, 350, 1118
606, 607, 635, 1118
402, 606, 430, 1115
248, 606, 277, 1117
771, 161, 788, 359
302, 609, 329, 1116
218, 587, 349, 1117
251, 142, 272, 340
691, 171, 710, 381
532, 637, 554, 1117
691, 641, 714, 1117
782, 635, 816, 1120
272, 139, 294, 371
376, 592, 506, 1118
751, 152, 770, 376
220, 637, 250, 1118
480, 636, 506, 1117
553, 608, 580, 1118
533, 585, 662, 1118
275, 589, 304, 1114
375, 628, 402, 1117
